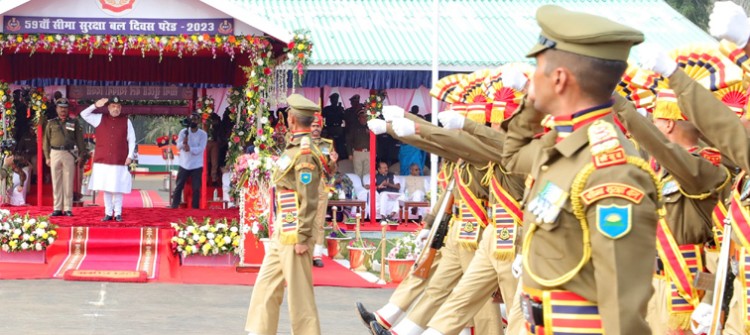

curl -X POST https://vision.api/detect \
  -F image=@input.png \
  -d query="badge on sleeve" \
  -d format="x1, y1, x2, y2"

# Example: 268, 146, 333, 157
596, 204, 632, 239
300, 171, 312, 185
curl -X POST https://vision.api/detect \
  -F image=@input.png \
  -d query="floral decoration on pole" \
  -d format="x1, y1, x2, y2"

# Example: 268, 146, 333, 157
0, 82, 14, 151
284, 30, 313, 87
365, 89, 387, 121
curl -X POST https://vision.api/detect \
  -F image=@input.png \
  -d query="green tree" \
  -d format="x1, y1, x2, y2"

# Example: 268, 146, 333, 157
666, 0, 712, 30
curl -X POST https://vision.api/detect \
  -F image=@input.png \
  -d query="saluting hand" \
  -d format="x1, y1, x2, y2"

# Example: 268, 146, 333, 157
94, 98, 108, 108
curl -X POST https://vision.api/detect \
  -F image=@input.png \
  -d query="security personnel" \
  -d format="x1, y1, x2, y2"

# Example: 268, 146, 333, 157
311, 112, 338, 267
245, 94, 325, 335
611, 93, 729, 334
43, 98, 85, 217
346, 109, 371, 179
501, 6, 660, 334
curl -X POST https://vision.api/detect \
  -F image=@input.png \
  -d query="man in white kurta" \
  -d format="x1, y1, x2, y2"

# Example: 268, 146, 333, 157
80, 97, 135, 222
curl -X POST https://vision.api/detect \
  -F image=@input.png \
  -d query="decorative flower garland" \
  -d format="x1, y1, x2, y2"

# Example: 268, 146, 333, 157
284, 30, 313, 87
0, 82, 15, 150
0, 33, 272, 62
196, 96, 214, 120
225, 88, 250, 201
0, 211, 58, 253
29, 87, 48, 128
365, 89, 387, 121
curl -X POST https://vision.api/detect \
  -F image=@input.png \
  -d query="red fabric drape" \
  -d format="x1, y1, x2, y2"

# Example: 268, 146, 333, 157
0, 52, 251, 87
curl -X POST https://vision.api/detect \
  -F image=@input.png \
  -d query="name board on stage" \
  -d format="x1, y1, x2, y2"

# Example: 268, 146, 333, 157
3, 16, 235, 35
68, 86, 194, 101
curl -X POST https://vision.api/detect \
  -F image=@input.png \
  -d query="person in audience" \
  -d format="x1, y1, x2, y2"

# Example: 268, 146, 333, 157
364, 161, 401, 220
2, 151, 30, 206
401, 163, 427, 217
347, 110, 371, 178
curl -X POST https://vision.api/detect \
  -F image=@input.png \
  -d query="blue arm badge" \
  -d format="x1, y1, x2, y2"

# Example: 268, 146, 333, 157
300, 171, 312, 185
596, 204, 632, 239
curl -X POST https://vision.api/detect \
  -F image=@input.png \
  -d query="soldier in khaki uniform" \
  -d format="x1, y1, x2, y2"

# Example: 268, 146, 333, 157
42, 98, 86, 217
611, 93, 730, 334
357, 113, 463, 331
371, 110, 503, 335
500, 6, 661, 334
311, 113, 338, 267
245, 94, 325, 335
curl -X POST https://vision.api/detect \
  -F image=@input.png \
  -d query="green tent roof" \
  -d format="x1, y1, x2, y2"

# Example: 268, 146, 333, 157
231, 0, 717, 70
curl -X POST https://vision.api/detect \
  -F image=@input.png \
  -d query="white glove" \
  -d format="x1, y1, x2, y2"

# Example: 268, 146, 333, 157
690, 302, 713, 335
502, 67, 528, 91
392, 118, 416, 137
437, 110, 465, 130
512, 254, 523, 278
417, 229, 430, 242
638, 44, 678, 77
382, 105, 405, 122
710, 1, 750, 48
367, 119, 387, 135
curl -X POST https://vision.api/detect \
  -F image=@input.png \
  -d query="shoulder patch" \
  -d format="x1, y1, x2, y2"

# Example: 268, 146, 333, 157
596, 204, 632, 239
588, 120, 626, 168
581, 183, 644, 206
698, 147, 722, 166
299, 171, 312, 184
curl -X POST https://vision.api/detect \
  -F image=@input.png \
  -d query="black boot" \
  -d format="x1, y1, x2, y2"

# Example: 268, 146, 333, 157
114, 215, 123, 222
356, 302, 377, 329
370, 321, 392, 335
50, 210, 63, 217
313, 259, 324, 268
101, 215, 112, 222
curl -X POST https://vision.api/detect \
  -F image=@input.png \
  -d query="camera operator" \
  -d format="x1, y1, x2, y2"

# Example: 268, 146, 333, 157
168, 113, 207, 209
2, 150, 30, 206
43, 98, 86, 216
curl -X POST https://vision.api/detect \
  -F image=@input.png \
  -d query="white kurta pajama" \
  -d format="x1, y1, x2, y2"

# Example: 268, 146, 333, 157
80, 105, 135, 216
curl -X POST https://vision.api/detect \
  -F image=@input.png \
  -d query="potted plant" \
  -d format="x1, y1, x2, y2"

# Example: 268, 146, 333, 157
344, 217, 357, 230
325, 227, 350, 260
384, 218, 400, 231
386, 233, 422, 283
0, 212, 56, 264
347, 238, 376, 272
170, 217, 242, 267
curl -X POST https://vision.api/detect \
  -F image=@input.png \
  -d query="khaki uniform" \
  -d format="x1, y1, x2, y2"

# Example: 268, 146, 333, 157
43, 117, 85, 211
502, 103, 660, 334
613, 94, 729, 333
313, 138, 336, 249
667, 67, 750, 335
421, 118, 527, 335
245, 132, 324, 335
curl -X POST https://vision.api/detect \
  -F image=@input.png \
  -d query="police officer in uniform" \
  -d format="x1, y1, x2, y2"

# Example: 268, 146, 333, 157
245, 94, 325, 335
501, 6, 660, 334
311, 112, 337, 267
43, 98, 85, 216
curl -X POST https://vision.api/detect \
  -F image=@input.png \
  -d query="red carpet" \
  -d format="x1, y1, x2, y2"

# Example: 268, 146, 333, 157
53, 227, 159, 279
0, 206, 239, 228
94, 189, 166, 208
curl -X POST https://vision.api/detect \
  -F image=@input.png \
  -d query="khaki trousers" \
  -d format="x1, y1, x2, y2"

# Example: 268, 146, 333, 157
50, 150, 74, 211
428, 226, 516, 335
389, 252, 442, 311
506, 279, 525, 335
315, 182, 329, 246
403, 223, 503, 335
724, 277, 745, 335
353, 150, 370, 179
245, 238, 320, 335
646, 277, 694, 335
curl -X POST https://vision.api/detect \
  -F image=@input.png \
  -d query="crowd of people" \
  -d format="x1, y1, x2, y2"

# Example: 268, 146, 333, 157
245, 2, 750, 335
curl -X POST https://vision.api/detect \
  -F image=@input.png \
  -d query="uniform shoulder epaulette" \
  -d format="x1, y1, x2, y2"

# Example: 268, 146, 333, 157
588, 120, 626, 169
320, 138, 333, 145
300, 136, 311, 155
697, 147, 722, 167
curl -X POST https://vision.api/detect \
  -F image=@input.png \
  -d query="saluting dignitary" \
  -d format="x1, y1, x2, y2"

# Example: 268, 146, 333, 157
311, 112, 338, 268
43, 98, 86, 217
245, 94, 325, 335
501, 5, 661, 334
80, 97, 136, 222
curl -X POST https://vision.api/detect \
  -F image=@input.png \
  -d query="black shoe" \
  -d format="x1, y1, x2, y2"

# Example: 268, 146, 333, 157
115, 215, 123, 222
370, 320, 391, 335
101, 215, 112, 222
356, 302, 377, 330
50, 210, 63, 217
64, 211, 73, 217
313, 259, 324, 268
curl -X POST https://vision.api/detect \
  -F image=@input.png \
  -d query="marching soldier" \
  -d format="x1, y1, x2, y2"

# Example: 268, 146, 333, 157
501, 5, 660, 334
311, 112, 338, 267
43, 98, 86, 217
612, 93, 730, 334
245, 94, 325, 335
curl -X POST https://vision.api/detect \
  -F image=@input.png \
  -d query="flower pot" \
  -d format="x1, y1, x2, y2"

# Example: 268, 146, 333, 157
0, 250, 46, 264
347, 246, 375, 272
180, 253, 240, 267
345, 223, 357, 230
325, 236, 352, 260
387, 223, 400, 231
387, 258, 415, 283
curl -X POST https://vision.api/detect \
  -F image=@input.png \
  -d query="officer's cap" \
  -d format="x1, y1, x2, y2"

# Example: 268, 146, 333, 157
349, 94, 360, 101
526, 5, 644, 62
107, 96, 123, 105
56, 98, 69, 107
287, 93, 320, 117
